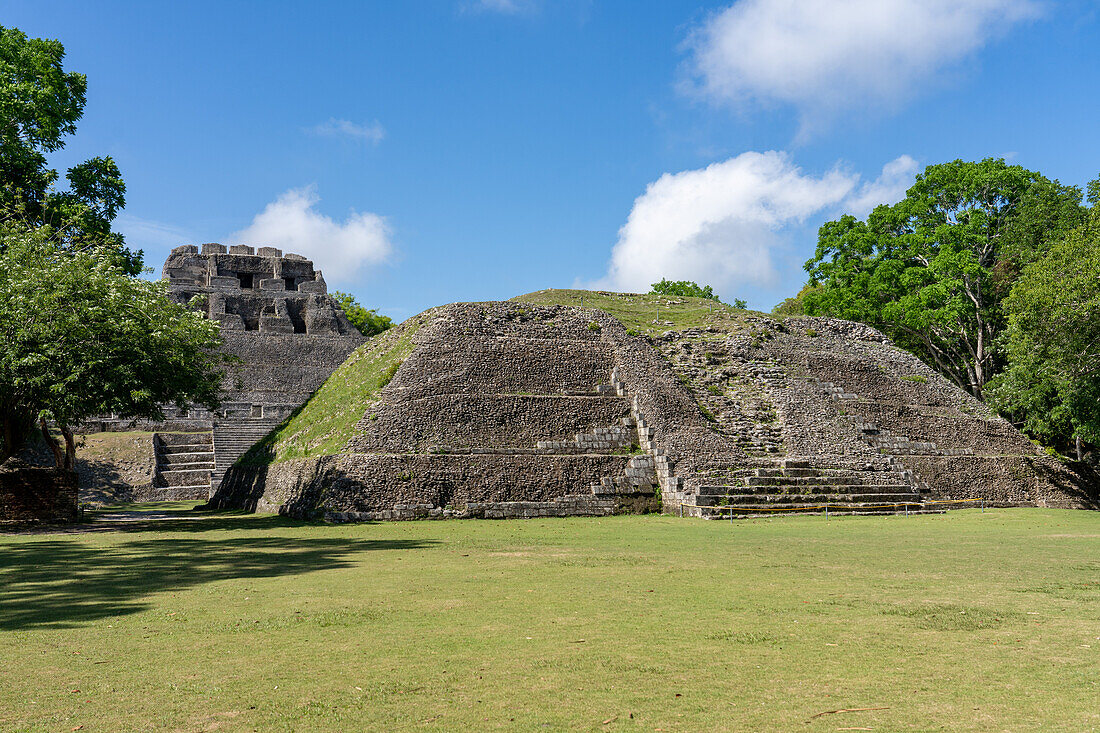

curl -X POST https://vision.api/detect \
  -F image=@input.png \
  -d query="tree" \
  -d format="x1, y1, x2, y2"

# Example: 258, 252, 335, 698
0, 225, 224, 468
987, 197, 1100, 458
803, 158, 1085, 399
772, 284, 819, 316
0, 25, 138, 273
332, 291, 393, 337
650, 279, 721, 301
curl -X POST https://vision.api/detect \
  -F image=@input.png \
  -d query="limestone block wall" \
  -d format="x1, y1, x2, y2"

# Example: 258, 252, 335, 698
389, 337, 616, 397
0, 464, 79, 524
219, 332, 364, 407
345, 394, 631, 453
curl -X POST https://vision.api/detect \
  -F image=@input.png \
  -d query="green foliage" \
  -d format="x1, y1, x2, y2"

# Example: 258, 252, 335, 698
988, 199, 1100, 449
900, 375, 928, 384
0, 25, 138, 273
731, 298, 747, 309
803, 158, 1086, 400
587, 321, 601, 332
771, 283, 819, 316
331, 291, 393, 337
0, 226, 223, 466
650, 278, 720, 301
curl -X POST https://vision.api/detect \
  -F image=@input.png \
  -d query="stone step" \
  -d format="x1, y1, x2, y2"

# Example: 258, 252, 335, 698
702, 501, 934, 512
157, 460, 215, 472
156, 468, 212, 488
746, 475, 894, 487
698, 506, 946, 518
157, 432, 213, 448
697, 483, 913, 496
159, 442, 214, 455
157, 451, 214, 466
695, 492, 921, 506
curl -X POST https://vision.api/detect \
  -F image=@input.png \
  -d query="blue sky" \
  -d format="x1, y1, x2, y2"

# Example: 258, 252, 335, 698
7, 0, 1100, 319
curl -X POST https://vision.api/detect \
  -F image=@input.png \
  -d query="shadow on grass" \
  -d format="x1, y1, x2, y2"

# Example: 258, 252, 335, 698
0, 526, 436, 630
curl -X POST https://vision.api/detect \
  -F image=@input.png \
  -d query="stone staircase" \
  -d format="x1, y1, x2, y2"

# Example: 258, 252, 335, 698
211, 418, 283, 490
685, 459, 936, 518
655, 332, 786, 457
152, 432, 215, 499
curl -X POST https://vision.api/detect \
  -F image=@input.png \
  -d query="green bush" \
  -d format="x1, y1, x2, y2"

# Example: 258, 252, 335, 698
650, 279, 720, 302
332, 291, 394, 336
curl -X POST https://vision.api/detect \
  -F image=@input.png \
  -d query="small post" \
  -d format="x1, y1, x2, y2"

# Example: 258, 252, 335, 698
905, 503, 909, 517
981, 498, 985, 513
825, 504, 829, 520
679, 502, 683, 518
729, 507, 733, 524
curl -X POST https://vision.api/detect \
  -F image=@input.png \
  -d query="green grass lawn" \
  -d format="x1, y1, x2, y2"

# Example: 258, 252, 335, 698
2, 508, 1097, 732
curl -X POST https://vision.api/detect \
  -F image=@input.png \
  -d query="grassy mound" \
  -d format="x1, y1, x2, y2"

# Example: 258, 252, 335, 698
513, 288, 759, 335
237, 313, 429, 466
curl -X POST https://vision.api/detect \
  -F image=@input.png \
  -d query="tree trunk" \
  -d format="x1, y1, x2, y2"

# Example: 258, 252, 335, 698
39, 418, 64, 469
60, 425, 76, 471
1077, 436, 1083, 462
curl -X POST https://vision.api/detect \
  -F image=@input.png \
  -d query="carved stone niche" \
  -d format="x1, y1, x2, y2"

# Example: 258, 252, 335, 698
259, 299, 295, 334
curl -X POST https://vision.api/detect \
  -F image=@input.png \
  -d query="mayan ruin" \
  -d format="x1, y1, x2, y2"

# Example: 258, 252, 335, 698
6, 10, 1100, 730
80, 244, 364, 501
206, 296, 1096, 521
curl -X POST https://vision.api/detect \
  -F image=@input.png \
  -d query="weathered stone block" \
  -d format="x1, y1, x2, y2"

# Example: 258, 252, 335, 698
229, 245, 255, 255
209, 276, 241, 290
201, 243, 227, 254
298, 281, 327, 294
257, 247, 283, 257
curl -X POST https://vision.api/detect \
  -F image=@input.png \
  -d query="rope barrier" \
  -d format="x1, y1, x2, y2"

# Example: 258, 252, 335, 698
678, 497, 986, 517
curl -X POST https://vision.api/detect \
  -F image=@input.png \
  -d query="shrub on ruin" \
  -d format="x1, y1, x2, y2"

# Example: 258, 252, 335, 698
650, 279, 721, 301
332, 290, 393, 337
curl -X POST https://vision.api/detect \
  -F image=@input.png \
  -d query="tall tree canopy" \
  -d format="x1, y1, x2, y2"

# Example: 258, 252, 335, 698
0, 25, 137, 273
803, 158, 1086, 399
0, 225, 224, 469
988, 200, 1100, 456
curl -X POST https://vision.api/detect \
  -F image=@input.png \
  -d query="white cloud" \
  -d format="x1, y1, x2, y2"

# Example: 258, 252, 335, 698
593, 151, 918, 295
845, 154, 920, 217
686, 0, 1039, 133
463, 0, 537, 14
309, 118, 386, 144
231, 186, 392, 284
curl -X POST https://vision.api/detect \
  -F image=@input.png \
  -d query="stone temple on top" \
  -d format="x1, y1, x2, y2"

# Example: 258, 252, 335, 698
162, 242, 355, 336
